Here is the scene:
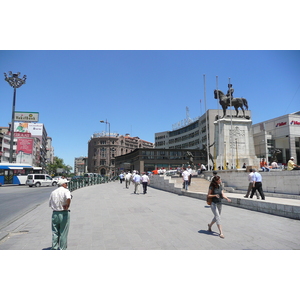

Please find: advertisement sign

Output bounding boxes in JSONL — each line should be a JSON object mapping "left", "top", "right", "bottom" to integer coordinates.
{"left": 14, "top": 111, "right": 39, "bottom": 122}
{"left": 16, "top": 138, "right": 33, "bottom": 154}
{"left": 290, "top": 120, "right": 300, "bottom": 125}
{"left": 14, "top": 132, "right": 31, "bottom": 138}
{"left": 16, "top": 138, "right": 34, "bottom": 164}
{"left": 14, "top": 122, "right": 44, "bottom": 142}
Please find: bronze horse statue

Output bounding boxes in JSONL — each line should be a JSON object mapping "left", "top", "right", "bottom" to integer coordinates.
{"left": 214, "top": 89, "right": 249, "bottom": 118}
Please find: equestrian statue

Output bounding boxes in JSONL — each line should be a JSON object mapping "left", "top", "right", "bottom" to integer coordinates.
{"left": 214, "top": 87, "right": 249, "bottom": 118}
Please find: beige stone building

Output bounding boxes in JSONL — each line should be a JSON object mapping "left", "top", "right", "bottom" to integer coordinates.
{"left": 87, "top": 132, "right": 153, "bottom": 176}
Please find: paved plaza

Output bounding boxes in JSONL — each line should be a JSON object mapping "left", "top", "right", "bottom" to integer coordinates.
{"left": 0, "top": 180, "right": 299, "bottom": 250}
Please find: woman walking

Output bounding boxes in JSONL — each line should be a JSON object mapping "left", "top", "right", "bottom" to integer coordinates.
{"left": 207, "top": 176, "right": 231, "bottom": 238}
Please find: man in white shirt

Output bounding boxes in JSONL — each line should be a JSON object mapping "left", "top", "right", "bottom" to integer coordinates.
{"left": 187, "top": 165, "right": 192, "bottom": 185}
{"left": 271, "top": 161, "right": 278, "bottom": 169}
{"left": 141, "top": 172, "right": 150, "bottom": 194}
{"left": 125, "top": 172, "right": 132, "bottom": 189}
{"left": 244, "top": 168, "right": 259, "bottom": 199}
{"left": 250, "top": 169, "right": 265, "bottom": 200}
{"left": 182, "top": 167, "right": 189, "bottom": 191}
{"left": 49, "top": 179, "right": 72, "bottom": 250}
{"left": 132, "top": 171, "right": 141, "bottom": 194}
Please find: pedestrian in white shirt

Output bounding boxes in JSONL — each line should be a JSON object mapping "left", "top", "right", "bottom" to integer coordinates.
{"left": 49, "top": 179, "right": 72, "bottom": 250}
{"left": 125, "top": 172, "right": 132, "bottom": 189}
{"left": 244, "top": 168, "right": 259, "bottom": 199}
{"left": 141, "top": 172, "right": 150, "bottom": 194}
{"left": 132, "top": 171, "right": 141, "bottom": 194}
{"left": 182, "top": 167, "right": 189, "bottom": 191}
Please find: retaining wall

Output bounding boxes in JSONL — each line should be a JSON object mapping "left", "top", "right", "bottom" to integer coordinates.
{"left": 150, "top": 174, "right": 300, "bottom": 220}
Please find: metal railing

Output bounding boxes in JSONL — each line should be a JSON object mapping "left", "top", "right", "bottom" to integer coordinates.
{"left": 68, "top": 176, "right": 118, "bottom": 192}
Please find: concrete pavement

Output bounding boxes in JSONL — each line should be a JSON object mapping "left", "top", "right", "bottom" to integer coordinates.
{"left": 0, "top": 180, "right": 300, "bottom": 250}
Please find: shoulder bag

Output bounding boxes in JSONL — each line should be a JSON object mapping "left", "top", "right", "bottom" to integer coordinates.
{"left": 206, "top": 188, "right": 212, "bottom": 205}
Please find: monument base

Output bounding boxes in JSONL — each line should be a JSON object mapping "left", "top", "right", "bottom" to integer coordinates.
{"left": 214, "top": 116, "right": 259, "bottom": 170}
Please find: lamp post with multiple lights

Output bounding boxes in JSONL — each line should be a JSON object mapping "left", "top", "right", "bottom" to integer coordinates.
{"left": 100, "top": 120, "right": 111, "bottom": 177}
{"left": 4, "top": 72, "right": 27, "bottom": 163}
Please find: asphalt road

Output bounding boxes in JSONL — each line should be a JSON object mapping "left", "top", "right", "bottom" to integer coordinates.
{"left": 0, "top": 185, "right": 56, "bottom": 230}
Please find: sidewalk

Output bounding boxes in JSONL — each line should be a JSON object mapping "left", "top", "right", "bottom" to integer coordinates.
{"left": 0, "top": 181, "right": 300, "bottom": 250}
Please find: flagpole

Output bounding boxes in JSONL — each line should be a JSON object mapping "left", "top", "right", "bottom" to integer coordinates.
{"left": 204, "top": 74, "right": 209, "bottom": 169}
{"left": 215, "top": 75, "right": 219, "bottom": 170}
{"left": 216, "top": 76, "right": 219, "bottom": 118}
{"left": 199, "top": 99, "right": 202, "bottom": 150}
{"left": 229, "top": 78, "right": 233, "bottom": 169}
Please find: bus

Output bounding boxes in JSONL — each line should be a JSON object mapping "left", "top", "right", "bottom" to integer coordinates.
{"left": 0, "top": 163, "right": 36, "bottom": 185}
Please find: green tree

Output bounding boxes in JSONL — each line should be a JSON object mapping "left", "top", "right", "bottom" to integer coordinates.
{"left": 47, "top": 156, "right": 72, "bottom": 176}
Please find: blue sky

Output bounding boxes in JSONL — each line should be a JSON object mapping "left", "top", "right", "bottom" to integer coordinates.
{"left": 0, "top": 50, "right": 299, "bottom": 169}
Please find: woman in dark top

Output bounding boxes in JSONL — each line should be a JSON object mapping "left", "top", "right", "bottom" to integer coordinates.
{"left": 207, "top": 176, "right": 231, "bottom": 238}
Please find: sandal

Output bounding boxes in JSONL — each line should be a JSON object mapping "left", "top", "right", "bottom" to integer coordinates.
{"left": 208, "top": 224, "right": 212, "bottom": 232}
{"left": 219, "top": 234, "right": 225, "bottom": 239}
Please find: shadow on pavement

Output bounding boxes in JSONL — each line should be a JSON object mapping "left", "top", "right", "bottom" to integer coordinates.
{"left": 198, "top": 229, "right": 219, "bottom": 236}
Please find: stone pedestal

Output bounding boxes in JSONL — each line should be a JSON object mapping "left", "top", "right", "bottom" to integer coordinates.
{"left": 214, "top": 117, "right": 259, "bottom": 170}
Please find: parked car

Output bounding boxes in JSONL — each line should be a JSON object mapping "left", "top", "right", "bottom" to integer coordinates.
{"left": 26, "top": 174, "right": 53, "bottom": 187}
{"left": 83, "top": 173, "right": 94, "bottom": 183}
{"left": 52, "top": 176, "right": 64, "bottom": 186}
{"left": 71, "top": 176, "right": 83, "bottom": 181}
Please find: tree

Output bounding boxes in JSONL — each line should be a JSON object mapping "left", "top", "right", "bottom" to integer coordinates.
{"left": 47, "top": 156, "right": 72, "bottom": 176}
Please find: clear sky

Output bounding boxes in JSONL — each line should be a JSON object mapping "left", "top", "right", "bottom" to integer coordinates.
{"left": 0, "top": 50, "right": 299, "bottom": 169}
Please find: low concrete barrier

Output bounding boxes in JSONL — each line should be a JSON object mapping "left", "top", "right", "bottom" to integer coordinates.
{"left": 206, "top": 169, "right": 300, "bottom": 195}
{"left": 150, "top": 174, "right": 300, "bottom": 220}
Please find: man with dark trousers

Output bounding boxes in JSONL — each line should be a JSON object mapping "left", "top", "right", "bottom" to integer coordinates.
{"left": 249, "top": 169, "right": 265, "bottom": 200}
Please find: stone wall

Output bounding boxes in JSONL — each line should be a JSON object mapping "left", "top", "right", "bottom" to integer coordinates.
{"left": 204, "top": 170, "right": 300, "bottom": 195}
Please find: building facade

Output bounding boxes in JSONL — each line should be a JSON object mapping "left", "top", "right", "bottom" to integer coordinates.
{"left": 252, "top": 111, "right": 300, "bottom": 165}
{"left": 87, "top": 132, "right": 154, "bottom": 175}
{"left": 0, "top": 123, "right": 48, "bottom": 168}
{"left": 115, "top": 148, "right": 206, "bottom": 173}
{"left": 155, "top": 109, "right": 300, "bottom": 167}
{"left": 0, "top": 127, "right": 9, "bottom": 163}
{"left": 46, "top": 136, "right": 54, "bottom": 165}
{"left": 155, "top": 109, "right": 252, "bottom": 157}
{"left": 74, "top": 156, "right": 87, "bottom": 175}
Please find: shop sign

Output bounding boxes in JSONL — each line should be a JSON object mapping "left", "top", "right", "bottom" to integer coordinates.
{"left": 290, "top": 120, "right": 300, "bottom": 125}
{"left": 275, "top": 122, "right": 287, "bottom": 127}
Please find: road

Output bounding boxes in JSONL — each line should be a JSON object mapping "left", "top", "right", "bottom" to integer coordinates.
{"left": 0, "top": 185, "right": 56, "bottom": 230}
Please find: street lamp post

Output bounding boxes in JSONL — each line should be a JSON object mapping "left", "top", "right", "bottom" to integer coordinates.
{"left": 4, "top": 72, "right": 27, "bottom": 163}
{"left": 100, "top": 120, "right": 111, "bottom": 177}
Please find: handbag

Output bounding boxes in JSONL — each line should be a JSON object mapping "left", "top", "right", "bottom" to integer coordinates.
{"left": 206, "top": 188, "right": 212, "bottom": 205}
{"left": 206, "top": 194, "right": 212, "bottom": 205}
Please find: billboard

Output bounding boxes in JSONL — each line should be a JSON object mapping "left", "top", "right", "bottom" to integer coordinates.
{"left": 14, "top": 122, "right": 44, "bottom": 142}
{"left": 14, "top": 111, "right": 39, "bottom": 122}
{"left": 16, "top": 138, "right": 34, "bottom": 164}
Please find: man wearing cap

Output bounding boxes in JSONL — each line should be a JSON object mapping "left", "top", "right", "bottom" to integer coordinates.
{"left": 287, "top": 157, "right": 300, "bottom": 171}
{"left": 49, "top": 179, "right": 72, "bottom": 250}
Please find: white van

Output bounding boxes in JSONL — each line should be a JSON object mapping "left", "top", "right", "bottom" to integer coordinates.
{"left": 26, "top": 174, "right": 53, "bottom": 187}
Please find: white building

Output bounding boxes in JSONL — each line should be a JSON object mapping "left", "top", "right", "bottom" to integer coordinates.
{"left": 155, "top": 109, "right": 251, "bottom": 151}
{"left": 155, "top": 110, "right": 300, "bottom": 167}
{"left": 252, "top": 111, "right": 300, "bottom": 165}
